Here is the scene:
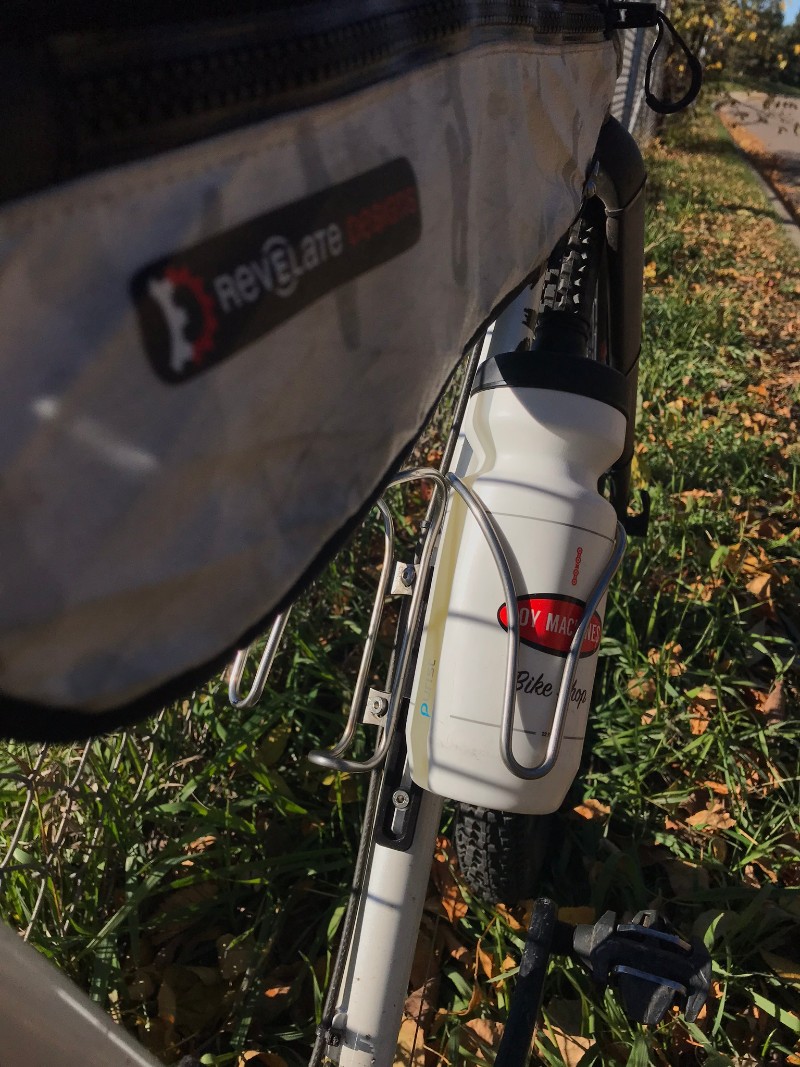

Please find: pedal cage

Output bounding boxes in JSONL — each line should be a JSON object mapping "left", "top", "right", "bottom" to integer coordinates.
{"left": 571, "top": 909, "right": 712, "bottom": 1025}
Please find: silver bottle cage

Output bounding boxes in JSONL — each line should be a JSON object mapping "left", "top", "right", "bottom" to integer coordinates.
{"left": 233, "top": 468, "right": 626, "bottom": 781}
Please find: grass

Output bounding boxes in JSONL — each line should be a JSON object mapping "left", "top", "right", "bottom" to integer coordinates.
{"left": 1, "top": 103, "right": 799, "bottom": 1066}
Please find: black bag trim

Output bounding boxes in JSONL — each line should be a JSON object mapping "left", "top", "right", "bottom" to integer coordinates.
{"left": 1, "top": 0, "right": 609, "bottom": 206}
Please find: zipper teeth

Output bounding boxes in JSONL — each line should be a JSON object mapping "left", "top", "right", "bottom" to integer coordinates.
{"left": 58, "top": 1, "right": 607, "bottom": 148}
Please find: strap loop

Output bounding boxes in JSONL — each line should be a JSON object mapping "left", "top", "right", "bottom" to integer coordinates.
{"left": 604, "top": 2, "right": 703, "bottom": 115}
{"left": 644, "top": 11, "right": 703, "bottom": 114}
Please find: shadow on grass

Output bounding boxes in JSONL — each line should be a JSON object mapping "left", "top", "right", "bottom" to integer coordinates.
{"left": 665, "top": 134, "right": 743, "bottom": 162}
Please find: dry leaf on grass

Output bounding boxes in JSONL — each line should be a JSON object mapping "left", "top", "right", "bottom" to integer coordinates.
{"left": 464, "top": 1017, "right": 505, "bottom": 1054}
{"left": 185, "top": 834, "right": 217, "bottom": 854}
{"left": 151, "top": 882, "right": 218, "bottom": 944}
{"left": 394, "top": 1017, "right": 427, "bottom": 1067}
{"left": 431, "top": 836, "right": 468, "bottom": 924}
{"left": 239, "top": 1054, "right": 288, "bottom": 1067}
{"left": 757, "top": 681, "right": 786, "bottom": 723}
{"left": 572, "top": 798, "right": 610, "bottom": 821}
{"left": 761, "top": 950, "right": 800, "bottom": 985}
{"left": 404, "top": 978, "right": 441, "bottom": 1031}
{"left": 558, "top": 906, "right": 596, "bottom": 926}
{"left": 450, "top": 982, "right": 483, "bottom": 1018}
{"left": 687, "top": 686, "right": 719, "bottom": 735}
{"left": 702, "top": 779, "right": 729, "bottom": 795}
{"left": 541, "top": 1025, "right": 593, "bottom": 1066}
{"left": 686, "top": 802, "right": 735, "bottom": 833}
{"left": 261, "top": 963, "right": 302, "bottom": 1022}
{"left": 689, "top": 704, "right": 710, "bottom": 735}
{"left": 475, "top": 939, "right": 495, "bottom": 981}
{"left": 495, "top": 902, "right": 525, "bottom": 932}
{"left": 627, "top": 669, "right": 656, "bottom": 703}
{"left": 665, "top": 858, "right": 711, "bottom": 896}
{"left": 157, "top": 964, "right": 225, "bottom": 1032}
{"left": 438, "top": 923, "right": 474, "bottom": 971}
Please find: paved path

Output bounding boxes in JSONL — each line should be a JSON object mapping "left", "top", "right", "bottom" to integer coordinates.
{"left": 719, "top": 92, "right": 800, "bottom": 224}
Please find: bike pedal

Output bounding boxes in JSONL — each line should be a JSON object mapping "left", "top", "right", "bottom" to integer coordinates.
{"left": 571, "top": 908, "right": 712, "bottom": 1025}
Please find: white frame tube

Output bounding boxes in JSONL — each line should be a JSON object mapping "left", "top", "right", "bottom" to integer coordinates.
{"left": 0, "top": 921, "right": 161, "bottom": 1067}
{"left": 332, "top": 791, "right": 443, "bottom": 1067}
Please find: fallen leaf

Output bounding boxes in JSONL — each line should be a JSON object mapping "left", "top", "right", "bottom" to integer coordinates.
{"left": 186, "top": 835, "right": 217, "bottom": 854}
{"left": 545, "top": 1026, "right": 593, "bottom": 1066}
{"left": 431, "top": 836, "right": 468, "bottom": 924}
{"left": 572, "top": 798, "right": 610, "bottom": 821}
{"left": 151, "top": 882, "right": 218, "bottom": 944}
{"left": 464, "top": 1016, "right": 505, "bottom": 1050}
{"left": 752, "top": 859, "right": 779, "bottom": 884}
{"left": 665, "top": 858, "right": 711, "bottom": 896}
{"left": 627, "top": 669, "right": 656, "bottom": 703}
{"left": 746, "top": 571, "right": 773, "bottom": 600}
{"left": 758, "top": 681, "right": 786, "bottom": 723}
{"left": 127, "top": 968, "right": 157, "bottom": 1002}
{"left": 404, "top": 978, "right": 440, "bottom": 1031}
{"left": 451, "top": 982, "right": 483, "bottom": 1017}
{"left": 438, "top": 924, "right": 474, "bottom": 971}
{"left": 475, "top": 940, "right": 495, "bottom": 981}
{"left": 686, "top": 802, "right": 735, "bottom": 833}
{"left": 702, "top": 780, "right": 729, "bottom": 795}
{"left": 710, "top": 837, "right": 729, "bottom": 864}
{"left": 157, "top": 964, "right": 225, "bottom": 1034}
{"left": 394, "top": 1017, "right": 426, "bottom": 1066}
{"left": 261, "top": 963, "right": 302, "bottom": 1022}
{"left": 687, "top": 686, "right": 718, "bottom": 735}
{"left": 690, "top": 685, "right": 718, "bottom": 708}
{"left": 239, "top": 1054, "right": 288, "bottom": 1067}
{"left": 689, "top": 704, "right": 709, "bottom": 735}
{"left": 495, "top": 902, "right": 524, "bottom": 932}
{"left": 558, "top": 906, "right": 596, "bottom": 926}
{"left": 743, "top": 864, "right": 760, "bottom": 888}
{"left": 761, "top": 950, "right": 800, "bottom": 985}
{"left": 256, "top": 722, "right": 293, "bottom": 768}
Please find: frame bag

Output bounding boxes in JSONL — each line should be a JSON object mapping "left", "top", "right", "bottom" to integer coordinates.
{"left": 0, "top": 1, "right": 619, "bottom": 738}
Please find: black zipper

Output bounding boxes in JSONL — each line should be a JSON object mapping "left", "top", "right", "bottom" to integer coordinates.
{"left": 2, "top": 1, "right": 610, "bottom": 206}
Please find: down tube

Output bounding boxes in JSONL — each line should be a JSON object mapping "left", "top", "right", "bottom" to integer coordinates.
{"left": 332, "top": 790, "right": 443, "bottom": 1066}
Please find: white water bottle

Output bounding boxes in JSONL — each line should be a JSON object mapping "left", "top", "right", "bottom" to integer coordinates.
{"left": 406, "top": 351, "right": 627, "bottom": 814}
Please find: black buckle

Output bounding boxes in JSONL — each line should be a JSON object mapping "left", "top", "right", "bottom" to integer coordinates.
{"left": 605, "top": 1, "right": 660, "bottom": 29}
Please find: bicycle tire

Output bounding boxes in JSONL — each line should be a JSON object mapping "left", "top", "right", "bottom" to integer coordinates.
{"left": 454, "top": 803, "right": 554, "bottom": 905}
{"left": 454, "top": 201, "right": 607, "bottom": 908}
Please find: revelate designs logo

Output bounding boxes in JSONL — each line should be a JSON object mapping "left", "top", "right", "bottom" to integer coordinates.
{"left": 497, "top": 594, "right": 602, "bottom": 659}
{"left": 146, "top": 266, "right": 219, "bottom": 375}
{"left": 132, "top": 159, "right": 421, "bottom": 383}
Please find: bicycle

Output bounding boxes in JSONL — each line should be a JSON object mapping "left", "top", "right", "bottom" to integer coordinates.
{"left": 0, "top": 2, "right": 702, "bottom": 1063}
{"left": 226, "top": 111, "right": 709, "bottom": 1066}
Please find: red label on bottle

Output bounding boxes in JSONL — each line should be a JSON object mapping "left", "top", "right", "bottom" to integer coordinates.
{"left": 497, "top": 594, "right": 602, "bottom": 658}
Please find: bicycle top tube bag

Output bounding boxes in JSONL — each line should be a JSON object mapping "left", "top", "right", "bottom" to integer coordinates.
{"left": 0, "top": 1, "right": 621, "bottom": 740}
